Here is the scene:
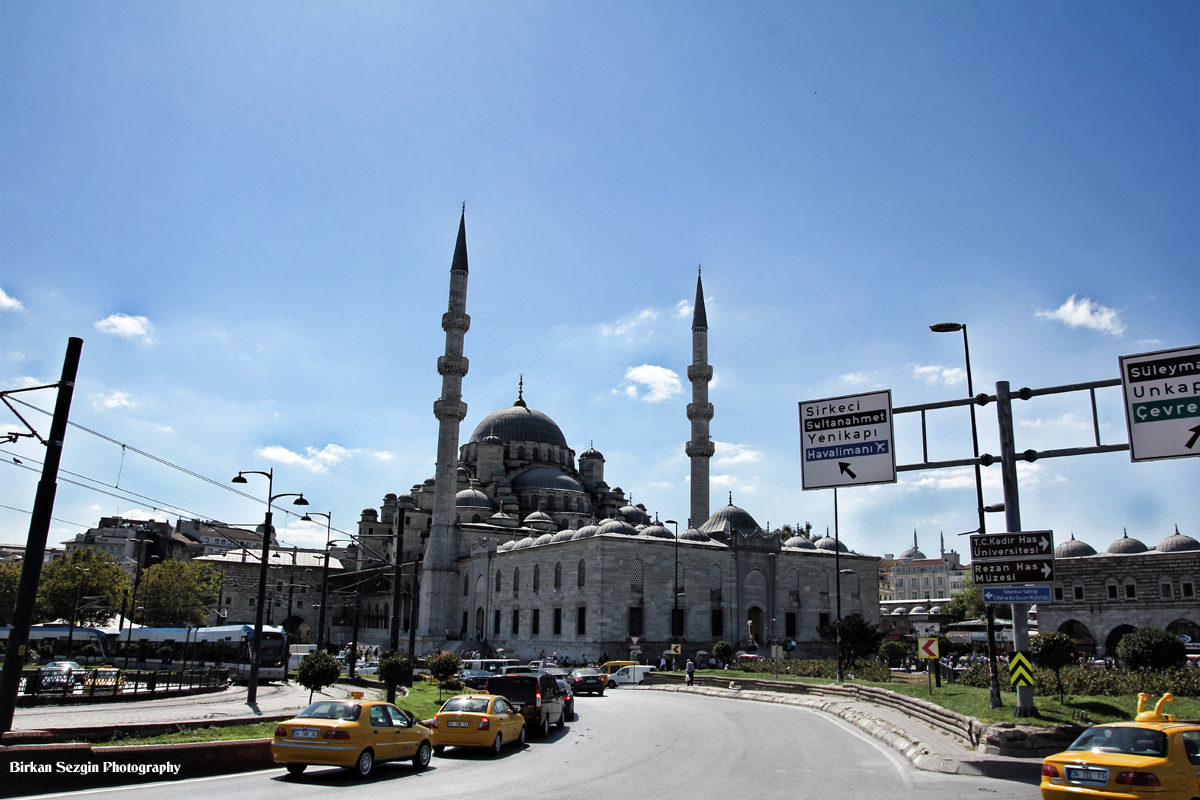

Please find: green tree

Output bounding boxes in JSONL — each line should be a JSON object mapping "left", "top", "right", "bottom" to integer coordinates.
{"left": 137, "top": 560, "right": 221, "bottom": 626}
{"left": 878, "top": 640, "right": 908, "bottom": 668}
{"left": 35, "top": 549, "right": 129, "bottom": 626}
{"left": 1117, "top": 627, "right": 1187, "bottom": 671}
{"left": 1030, "top": 631, "right": 1078, "bottom": 702}
{"left": 819, "top": 615, "right": 884, "bottom": 673}
{"left": 379, "top": 651, "right": 416, "bottom": 703}
{"left": 771, "top": 522, "right": 815, "bottom": 542}
{"left": 297, "top": 651, "right": 342, "bottom": 703}
{"left": 711, "top": 640, "right": 733, "bottom": 666}
{"left": 0, "top": 561, "right": 21, "bottom": 627}
{"left": 942, "top": 576, "right": 1011, "bottom": 621}
{"left": 426, "top": 652, "right": 462, "bottom": 700}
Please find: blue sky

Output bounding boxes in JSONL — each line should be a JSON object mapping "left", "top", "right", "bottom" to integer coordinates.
{"left": 1, "top": 1, "right": 1196, "bottom": 560}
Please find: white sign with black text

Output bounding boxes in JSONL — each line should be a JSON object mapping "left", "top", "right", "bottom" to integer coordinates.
{"left": 799, "top": 390, "right": 897, "bottom": 490}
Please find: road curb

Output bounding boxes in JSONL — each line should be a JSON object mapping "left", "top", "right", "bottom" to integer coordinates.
{"left": 639, "top": 685, "right": 1042, "bottom": 783}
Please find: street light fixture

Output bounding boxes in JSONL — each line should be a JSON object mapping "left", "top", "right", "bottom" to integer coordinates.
{"left": 231, "top": 468, "right": 308, "bottom": 705}
{"left": 299, "top": 511, "right": 334, "bottom": 654}
{"left": 930, "top": 321, "right": 1002, "bottom": 710}
{"left": 65, "top": 566, "right": 89, "bottom": 661}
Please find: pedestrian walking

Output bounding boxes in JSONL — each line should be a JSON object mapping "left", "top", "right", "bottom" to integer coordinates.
{"left": 686, "top": 658, "right": 695, "bottom": 686}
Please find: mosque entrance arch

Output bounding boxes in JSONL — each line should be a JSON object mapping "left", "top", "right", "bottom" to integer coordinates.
{"left": 1105, "top": 624, "right": 1137, "bottom": 658}
{"left": 746, "top": 606, "right": 764, "bottom": 647}
{"left": 283, "top": 615, "right": 309, "bottom": 644}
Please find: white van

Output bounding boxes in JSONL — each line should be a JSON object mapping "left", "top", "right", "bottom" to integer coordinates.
{"left": 607, "top": 664, "right": 656, "bottom": 688}
{"left": 288, "top": 644, "right": 317, "bottom": 671}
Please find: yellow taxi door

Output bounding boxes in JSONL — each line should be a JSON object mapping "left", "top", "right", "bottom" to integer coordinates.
{"left": 388, "top": 705, "right": 421, "bottom": 757}
{"left": 368, "top": 704, "right": 397, "bottom": 760}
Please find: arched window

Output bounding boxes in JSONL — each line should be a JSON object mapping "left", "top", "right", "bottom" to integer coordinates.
{"left": 518, "top": 446, "right": 525, "bottom": 460}
{"left": 673, "top": 563, "right": 685, "bottom": 592}
{"left": 818, "top": 570, "right": 829, "bottom": 595}
{"left": 554, "top": 562, "right": 562, "bottom": 589}
{"left": 578, "top": 560, "right": 586, "bottom": 587}
{"left": 472, "top": 514, "right": 481, "bottom": 523}
{"left": 495, "top": 569, "right": 502, "bottom": 593}
{"left": 463, "top": 575, "right": 470, "bottom": 596}
{"left": 849, "top": 573, "right": 860, "bottom": 597}
{"left": 513, "top": 567, "right": 521, "bottom": 597}
{"left": 533, "top": 564, "right": 541, "bottom": 594}
{"left": 631, "top": 559, "right": 644, "bottom": 591}
{"left": 788, "top": 567, "right": 799, "bottom": 605}
{"left": 709, "top": 564, "right": 722, "bottom": 602}
{"left": 546, "top": 495, "right": 556, "bottom": 512}
{"left": 533, "top": 447, "right": 540, "bottom": 462}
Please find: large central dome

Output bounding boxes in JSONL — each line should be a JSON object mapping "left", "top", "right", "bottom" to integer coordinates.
{"left": 469, "top": 405, "right": 569, "bottom": 448}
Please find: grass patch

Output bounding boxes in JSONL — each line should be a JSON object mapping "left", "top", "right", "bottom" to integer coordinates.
{"left": 695, "top": 669, "right": 1200, "bottom": 727}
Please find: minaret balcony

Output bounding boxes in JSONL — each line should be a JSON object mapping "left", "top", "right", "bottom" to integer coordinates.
{"left": 437, "top": 355, "right": 470, "bottom": 377}
{"left": 442, "top": 312, "right": 471, "bottom": 333}
{"left": 686, "top": 402, "right": 714, "bottom": 421}
{"left": 433, "top": 397, "right": 468, "bottom": 422}
{"left": 687, "top": 365, "right": 713, "bottom": 382}
{"left": 685, "top": 440, "right": 715, "bottom": 458}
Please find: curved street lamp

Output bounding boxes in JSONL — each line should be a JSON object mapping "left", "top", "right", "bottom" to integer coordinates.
{"left": 232, "top": 468, "right": 308, "bottom": 705}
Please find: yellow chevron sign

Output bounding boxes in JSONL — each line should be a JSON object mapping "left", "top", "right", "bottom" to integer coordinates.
{"left": 1009, "top": 652, "right": 1034, "bottom": 686}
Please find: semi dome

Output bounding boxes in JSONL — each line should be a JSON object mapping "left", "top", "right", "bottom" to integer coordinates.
{"left": 469, "top": 405, "right": 568, "bottom": 448}
{"left": 698, "top": 500, "right": 765, "bottom": 537}
{"left": 1055, "top": 534, "right": 1097, "bottom": 558}
{"left": 784, "top": 535, "right": 816, "bottom": 550}
{"left": 1108, "top": 530, "right": 1149, "bottom": 554}
{"left": 599, "top": 518, "right": 638, "bottom": 536}
{"left": 511, "top": 467, "right": 584, "bottom": 493}
{"left": 678, "top": 527, "right": 710, "bottom": 542}
{"left": 1157, "top": 527, "right": 1200, "bottom": 553}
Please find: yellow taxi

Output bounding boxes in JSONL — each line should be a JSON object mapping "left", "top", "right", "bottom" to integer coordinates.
{"left": 597, "top": 660, "right": 638, "bottom": 677}
{"left": 430, "top": 693, "right": 526, "bottom": 755}
{"left": 1041, "top": 693, "right": 1200, "bottom": 799}
{"left": 272, "top": 699, "right": 432, "bottom": 778}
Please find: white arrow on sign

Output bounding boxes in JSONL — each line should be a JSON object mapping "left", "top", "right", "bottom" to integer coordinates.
{"left": 1041, "top": 563, "right": 1052, "bottom": 579}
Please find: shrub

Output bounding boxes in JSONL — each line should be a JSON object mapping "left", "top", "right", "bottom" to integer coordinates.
{"left": 1117, "top": 627, "right": 1187, "bottom": 671}
{"left": 879, "top": 641, "right": 908, "bottom": 668}
{"left": 426, "top": 652, "right": 462, "bottom": 700}
{"left": 1031, "top": 632, "right": 1078, "bottom": 702}
{"left": 711, "top": 640, "right": 734, "bottom": 666}
{"left": 297, "top": 651, "right": 342, "bottom": 703}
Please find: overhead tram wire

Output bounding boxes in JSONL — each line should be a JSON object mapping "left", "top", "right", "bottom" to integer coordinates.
{"left": 0, "top": 504, "right": 90, "bottom": 531}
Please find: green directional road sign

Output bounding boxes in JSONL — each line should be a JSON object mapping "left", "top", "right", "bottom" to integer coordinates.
{"left": 1009, "top": 652, "right": 1034, "bottom": 687}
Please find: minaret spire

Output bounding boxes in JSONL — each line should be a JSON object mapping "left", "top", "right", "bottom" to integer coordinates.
{"left": 419, "top": 207, "right": 473, "bottom": 644}
{"left": 685, "top": 268, "right": 715, "bottom": 527}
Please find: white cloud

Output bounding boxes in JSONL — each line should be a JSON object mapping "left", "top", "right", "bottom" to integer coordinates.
{"left": 371, "top": 451, "right": 395, "bottom": 461}
{"left": 0, "top": 288, "right": 23, "bottom": 312}
{"left": 600, "top": 308, "right": 658, "bottom": 338}
{"left": 647, "top": 481, "right": 674, "bottom": 489}
{"left": 91, "top": 391, "right": 135, "bottom": 409}
{"left": 900, "top": 463, "right": 1057, "bottom": 492}
{"left": 676, "top": 299, "right": 692, "bottom": 318}
{"left": 711, "top": 474, "right": 737, "bottom": 487}
{"left": 913, "top": 365, "right": 966, "bottom": 386}
{"left": 621, "top": 364, "right": 683, "bottom": 402}
{"left": 713, "top": 441, "right": 763, "bottom": 466}
{"left": 842, "top": 372, "right": 871, "bottom": 385}
{"left": 1036, "top": 294, "right": 1126, "bottom": 335}
{"left": 95, "top": 313, "right": 154, "bottom": 342}
{"left": 1136, "top": 339, "right": 1164, "bottom": 346}
{"left": 257, "top": 444, "right": 352, "bottom": 474}
{"left": 153, "top": 424, "right": 173, "bottom": 434}
{"left": 1019, "top": 413, "right": 1090, "bottom": 431}
{"left": 14, "top": 376, "right": 43, "bottom": 389}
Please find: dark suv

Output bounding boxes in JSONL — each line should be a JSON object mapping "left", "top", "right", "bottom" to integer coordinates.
{"left": 484, "top": 673, "right": 566, "bottom": 737}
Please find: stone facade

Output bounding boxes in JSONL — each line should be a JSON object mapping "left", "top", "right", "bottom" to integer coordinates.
{"left": 1037, "top": 528, "right": 1200, "bottom": 656}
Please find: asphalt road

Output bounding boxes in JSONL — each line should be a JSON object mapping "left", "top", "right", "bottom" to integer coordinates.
{"left": 38, "top": 689, "right": 1042, "bottom": 800}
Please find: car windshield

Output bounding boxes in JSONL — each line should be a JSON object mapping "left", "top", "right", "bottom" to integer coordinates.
{"left": 486, "top": 676, "right": 537, "bottom": 702}
{"left": 1067, "top": 726, "right": 1168, "bottom": 758}
{"left": 441, "top": 697, "right": 491, "bottom": 713}
{"left": 297, "top": 702, "right": 362, "bottom": 721}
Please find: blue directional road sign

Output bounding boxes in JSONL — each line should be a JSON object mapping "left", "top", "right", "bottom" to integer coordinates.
{"left": 982, "top": 585, "right": 1053, "bottom": 605}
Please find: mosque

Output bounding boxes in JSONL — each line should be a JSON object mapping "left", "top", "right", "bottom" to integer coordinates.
{"left": 343, "top": 210, "right": 880, "bottom": 661}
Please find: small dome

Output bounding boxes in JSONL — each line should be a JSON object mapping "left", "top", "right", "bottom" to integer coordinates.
{"left": 909, "top": 606, "right": 928, "bottom": 615}
{"left": 456, "top": 466, "right": 469, "bottom": 479}
{"left": 533, "top": 533, "right": 554, "bottom": 546}
{"left": 698, "top": 500, "right": 765, "bottom": 540}
{"left": 814, "top": 536, "right": 849, "bottom": 553}
{"left": 1108, "top": 530, "right": 1149, "bottom": 554}
{"left": 423, "top": 477, "right": 436, "bottom": 485}
{"left": 551, "top": 529, "right": 575, "bottom": 543}
{"left": 928, "top": 606, "right": 943, "bottom": 615}
{"left": 678, "top": 527, "right": 710, "bottom": 542}
{"left": 898, "top": 547, "right": 925, "bottom": 560}
{"left": 1158, "top": 527, "right": 1200, "bottom": 553}
{"left": 456, "top": 486, "right": 492, "bottom": 509}
{"left": 523, "top": 510, "right": 555, "bottom": 532}
{"left": 488, "top": 512, "right": 518, "bottom": 528}
{"left": 361, "top": 508, "right": 378, "bottom": 518}
{"left": 579, "top": 443, "right": 604, "bottom": 460}
{"left": 1055, "top": 534, "right": 1098, "bottom": 558}
{"left": 619, "top": 505, "right": 651, "bottom": 526}
{"left": 893, "top": 607, "right": 908, "bottom": 615}
{"left": 574, "top": 522, "right": 600, "bottom": 540}
{"left": 384, "top": 492, "right": 397, "bottom": 501}
{"left": 513, "top": 536, "right": 536, "bottom": 550}
{"left": 599, "top": 518, "right": 638, "bottom": 536}
{"left": 498, "top": 539, "right": 517, "bottom": 552}
{"left": 642, "top": 522, "right": 673, "bottom": 539}
{"left": 784, "top": 536, "right": 816, "bottom": 550}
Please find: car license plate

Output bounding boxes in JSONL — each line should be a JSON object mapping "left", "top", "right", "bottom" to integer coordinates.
{"left": 511, "top": 702, "right": 523, "bottom": 710}
{"left": 1067, "top": 768, "right": 1107, "bottom": 783}
{"left": 292, "top": 728, "right": 318, "bottom": 739}
{"left": 447, "top": 721, "right": 469, "bottom": 728}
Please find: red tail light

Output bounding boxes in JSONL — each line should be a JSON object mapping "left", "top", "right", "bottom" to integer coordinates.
{"left": 1041, "top": 764, "right": 1059, "bottom": 778}
{"left": 429, "top": 717, "right": 438, "bottom": 729}
{"left": 275, "top": 727, "right": 287, "bottom": 738}
{"left": 478, "top": 716, "right": 490, "bottom": 731}
{"left": 1116, "top": 772, "right": 1161, "bottom": 786}
{"left": 536, "top": 688, "right": 542, "bottom": 709}
{"left": 322, "top": 730, "right": 351, "bottom": 740}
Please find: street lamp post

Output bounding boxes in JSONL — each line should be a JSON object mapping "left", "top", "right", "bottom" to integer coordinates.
{"left": 65, "top": 566, "right": 89, "bottom": 662}
{"left": 930, "top": 321, "right": 1003, "bottom": 709}
{"left": 834, "top": 489, "right": 843, "bottom": 682}
{"left": 124, "top": 538, "right": 152, "bottom": 667}
{"left": 231, "top": 469, "right": 308, "bottom": 705}
{"left": 300, "top": 511, "right": 333, "bottom": 654}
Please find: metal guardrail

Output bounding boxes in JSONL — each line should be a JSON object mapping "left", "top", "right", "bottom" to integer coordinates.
{"left": 17, "top": 667, "right": 229, "bottom": 700}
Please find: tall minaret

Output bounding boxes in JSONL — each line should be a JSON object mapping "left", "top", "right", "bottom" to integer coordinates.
{"left": 419, "top": 207, "right": 470, "bottom": 643}
{"left": 685, "top": 268, "right": 714, "bottom": 527}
